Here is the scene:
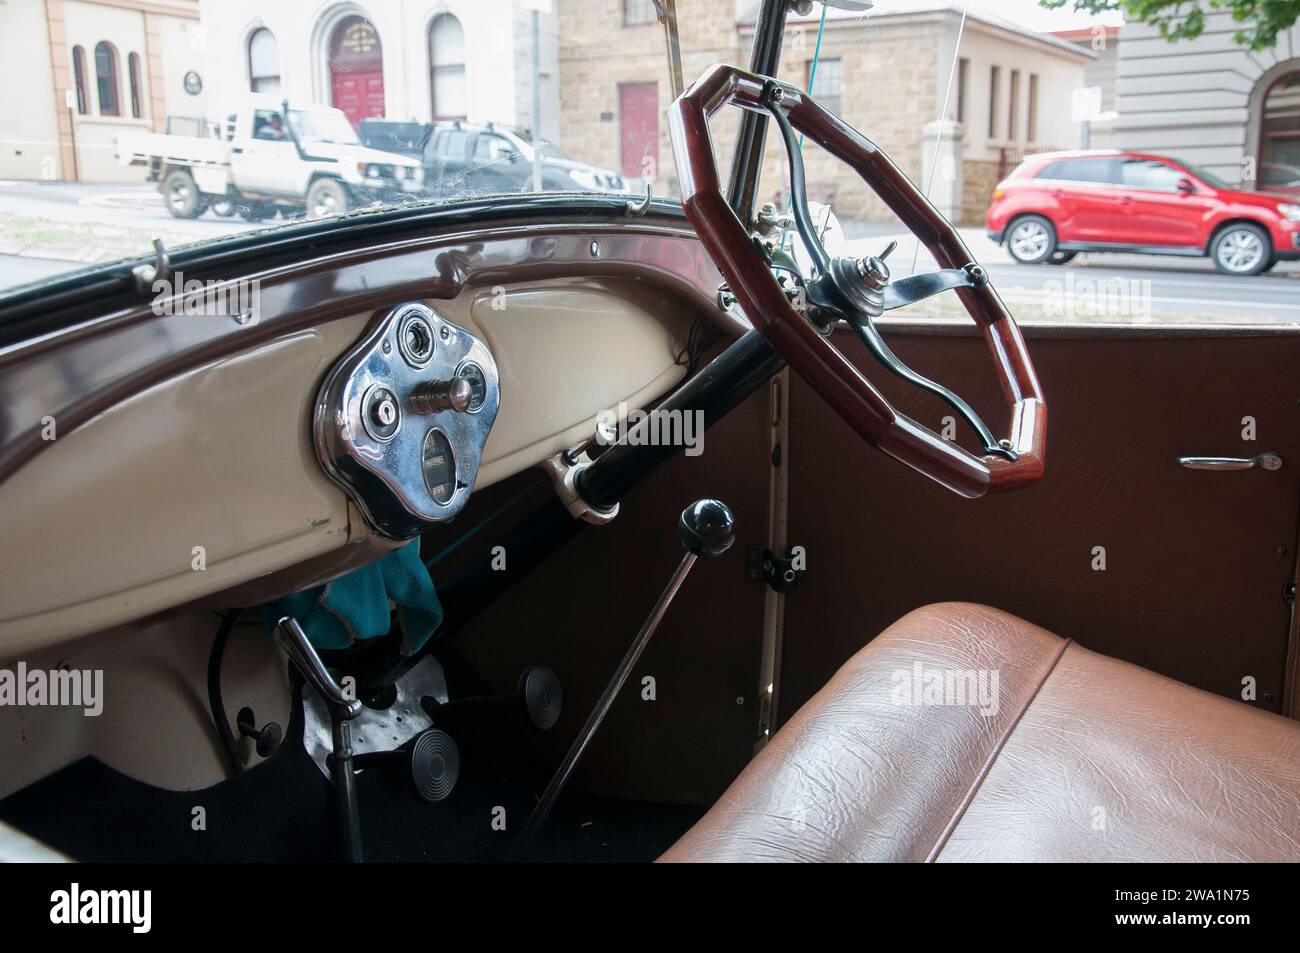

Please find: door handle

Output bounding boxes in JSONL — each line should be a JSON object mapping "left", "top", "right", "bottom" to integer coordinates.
{"left": 1178, "top": 452, "right": 1282, "bottom": 471}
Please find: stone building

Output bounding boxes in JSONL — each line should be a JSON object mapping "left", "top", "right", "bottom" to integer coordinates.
{"left": 556, "top": 0, "right": 1091, "bottom": 224}
{"left": 0, "top": 0, "right": 204, "bottom": 182}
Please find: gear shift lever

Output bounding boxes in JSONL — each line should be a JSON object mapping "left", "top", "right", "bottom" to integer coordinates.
{"left": 512, "top": 499, "right": 735, "bottom": 857}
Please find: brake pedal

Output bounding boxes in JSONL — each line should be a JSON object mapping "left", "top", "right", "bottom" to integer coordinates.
{"left": 518, "top": 666, "right": 563, "bottom": 731}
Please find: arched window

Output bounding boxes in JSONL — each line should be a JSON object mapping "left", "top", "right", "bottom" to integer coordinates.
{"left": 94, "top": 42, "right": 119, "bottom": 117}
{"left": 127, "top": 52, "right": 143, "bottom": 119}
{"left": 1259, "top": 71, "right": 1300, "bottom": 192}
{"left": 71, "top": 46, "right": 88, "bottom": 114}
{"left": 428, "top": 13, "right": 466, "bottom": 121}
{"left": 248, "top": 27, "right": 281, "bottom": 94}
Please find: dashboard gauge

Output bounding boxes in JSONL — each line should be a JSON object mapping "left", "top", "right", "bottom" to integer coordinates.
{"left": 421, "top": 429, "right": 457, "bottom": 505}
{"left": 455, "top": 361, "right": 488, "bottom": 413}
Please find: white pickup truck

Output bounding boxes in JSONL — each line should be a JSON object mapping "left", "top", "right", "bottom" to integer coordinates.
{"left": 117, "top": 96, "right": 426, "bottom": 221}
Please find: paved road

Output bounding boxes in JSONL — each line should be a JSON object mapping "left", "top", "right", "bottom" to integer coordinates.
{"left": 844, "top": 225, "right": 1300, "bottom": 322}
{"left": 0, "top": 180, "right": 249, "bottom": 238}
{"left": 2, "top": 182, "right": 1298, "bottom": 322}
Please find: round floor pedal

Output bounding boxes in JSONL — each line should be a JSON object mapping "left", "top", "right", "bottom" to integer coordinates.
{"left": 519, "top": 666, "right": 563, "bottom": 731}
{"left": 410, "top": 729, "right": 459, "bottom": 802}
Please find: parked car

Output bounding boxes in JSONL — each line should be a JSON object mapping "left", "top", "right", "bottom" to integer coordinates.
{"left": 987, "top": 149, "right": 1300, "bottom": 275}
{"left": 118, "top": 97, "right": 425, "bottom": 221}
{"left": 361, "top": 119, "right": 631, "bottom": 198}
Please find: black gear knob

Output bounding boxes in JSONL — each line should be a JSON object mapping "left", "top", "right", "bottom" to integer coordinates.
{"left": 678, "top": 499, "right": 735, "bottom": 558}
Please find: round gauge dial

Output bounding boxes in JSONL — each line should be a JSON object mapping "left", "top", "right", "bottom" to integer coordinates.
{"left": 421, "top": 429, "right": 457, "bottom": 505}
{"left": 456, "top": 361, "right": 488, "bottom": 413}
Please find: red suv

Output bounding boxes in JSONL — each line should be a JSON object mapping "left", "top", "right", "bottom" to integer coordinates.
{"left": 987, "top": 150, "right": 1300, "bottom": 275}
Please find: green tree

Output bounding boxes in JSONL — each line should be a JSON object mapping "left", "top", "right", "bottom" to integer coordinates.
{"left": 1040, "top": 0, "right": 1300, "bottom": 50}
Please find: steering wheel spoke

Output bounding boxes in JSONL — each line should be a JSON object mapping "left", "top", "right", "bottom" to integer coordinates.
{"left": 668, "top": 64, "right": 1046, "bottom": 498}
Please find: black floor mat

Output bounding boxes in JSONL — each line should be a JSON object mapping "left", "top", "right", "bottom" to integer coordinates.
{"left": 0, "top": 680, "right": 703, "bottom": 863}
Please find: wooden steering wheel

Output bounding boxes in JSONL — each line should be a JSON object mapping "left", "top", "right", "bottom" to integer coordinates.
{"left": 668, "top": 64, "right": 1046, "bottom": 499}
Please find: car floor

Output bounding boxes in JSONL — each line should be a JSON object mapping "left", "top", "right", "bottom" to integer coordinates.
{"left": 0, "top": 676, "right": 703, "bottom": 863}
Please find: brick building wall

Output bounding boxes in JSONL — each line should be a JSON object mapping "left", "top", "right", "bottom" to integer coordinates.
{"left": 556, "top": 0, "right": 940, "bottom": 219}
{"left": 557, "top": 2, "right": 1084, "bottom": 225}
{"left": 961, "top": 157, "right": 1001, "bottom": 226}
{"left": 748, "top": 17, "right": 941, "bottom": 222}
{"left": 556, "top": 0, "right": 743, "bottom": 195}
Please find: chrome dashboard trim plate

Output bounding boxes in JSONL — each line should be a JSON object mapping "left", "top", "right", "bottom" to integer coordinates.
{"left": 314, "top": 301, "right": 500, "bottom": 539}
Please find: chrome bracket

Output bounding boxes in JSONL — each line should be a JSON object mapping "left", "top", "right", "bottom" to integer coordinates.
{"left": 131, "top": 238, "right": 171, "bottom": 292}
{"left": 625, "top": 182, "right": 653, "bottom": 217}
{"left": 541, "top": 448, "right": 619, "bottom": 525}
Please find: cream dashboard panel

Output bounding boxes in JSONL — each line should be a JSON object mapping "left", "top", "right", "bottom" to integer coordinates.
{"left": 0, "top": 277, "right": 690, "bottom": 655}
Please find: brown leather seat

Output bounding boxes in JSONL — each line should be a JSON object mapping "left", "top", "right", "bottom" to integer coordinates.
{"left": 661, "top": 603, "right": 1300, "bottom": 862}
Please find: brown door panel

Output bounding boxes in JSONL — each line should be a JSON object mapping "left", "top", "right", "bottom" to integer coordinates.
{"left": 782, "top": 327, "right": 1300, "bottom": 719}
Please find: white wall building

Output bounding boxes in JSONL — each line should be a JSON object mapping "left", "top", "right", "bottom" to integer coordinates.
{"left": 197, "top": 0, "right": 559, "bottom": 141}
{"left": 0, "top": 0, "right": 205, "bottom": 183}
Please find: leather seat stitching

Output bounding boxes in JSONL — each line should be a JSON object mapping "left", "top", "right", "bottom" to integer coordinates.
{"left": 923, "top": 636, "right": 1074, "bottom": 862}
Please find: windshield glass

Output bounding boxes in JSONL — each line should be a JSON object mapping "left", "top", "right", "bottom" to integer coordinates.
{"left": 288, "top": 109, "right": 359, "bottom": 145}
{"left": 1, "top": 0, "right": 1298, "bottom": 325}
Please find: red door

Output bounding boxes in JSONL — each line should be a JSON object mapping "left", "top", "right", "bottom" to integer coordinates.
{"left": 1113, "top": 157, "right": 1212, "bottom": 247}
{"left": 330, "top": 73, "right": 384, "bottom": 129}
{"left": 619, "top": 83, "right": 658, "bottom": 181}
{"left": 329, "top": 16, "right": 385, "bottom": 130}
{"left": 1036, "top": 155, "right": 1123, "bottom": 242}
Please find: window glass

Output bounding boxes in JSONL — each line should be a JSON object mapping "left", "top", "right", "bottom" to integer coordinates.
{"left": 248, "top": 28, "right": 280, "bottom": 94}
{"left": 1260, "top": 72, "right": 1300, "bottom": 182}
{"left": 1036, "top": 157, "right": 1119, "bottom": 184}
{"left": 429, "top": 14, "right": 466, "bottom": 120}
{"left": 128, "top": 52, "right": 143, "bottom": 119}
{"left": 1120, "top": 158, "right": 1185, "bottom": 192}
{"left": 623, "top": 0, "right": 656, "bottom": 26}
{"left": 71, "top": 46, "right": 88, "bottom": 114}
{"left": 94, "top": 42, "right": 119, "bottom": 117}
{"left": 8, "top": 0, "right": 1294, "bottom": 332}
{"left": 251, "top": 110, "right": 287, "bottom": 141}
{"left": 473, "top": 134, "right": 515, "bottom": 162}
{"left": 809, "top": 58, "right": 843, "bottom": 116}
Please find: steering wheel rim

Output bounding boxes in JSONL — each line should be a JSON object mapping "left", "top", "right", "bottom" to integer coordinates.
{"left": 668, "top": 64, "right": 1046, "bottom": 499}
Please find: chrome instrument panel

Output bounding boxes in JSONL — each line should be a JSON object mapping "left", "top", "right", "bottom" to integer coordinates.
{"left": 314, "top": 302, "right": 500, "bottom": 539}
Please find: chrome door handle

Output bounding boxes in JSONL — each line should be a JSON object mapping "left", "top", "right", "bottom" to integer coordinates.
{"left": 1178, "top": 452, "right": 1282, "bottom": 471}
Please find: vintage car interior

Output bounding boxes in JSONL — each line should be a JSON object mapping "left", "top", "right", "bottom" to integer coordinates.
{"left": 0, "top": 0, "right": 1298, "bottom": 868}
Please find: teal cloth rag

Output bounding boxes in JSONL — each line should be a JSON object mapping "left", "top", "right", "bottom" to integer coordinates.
{"left": 263, "top": 540, "right": 443, "bottom": 654}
